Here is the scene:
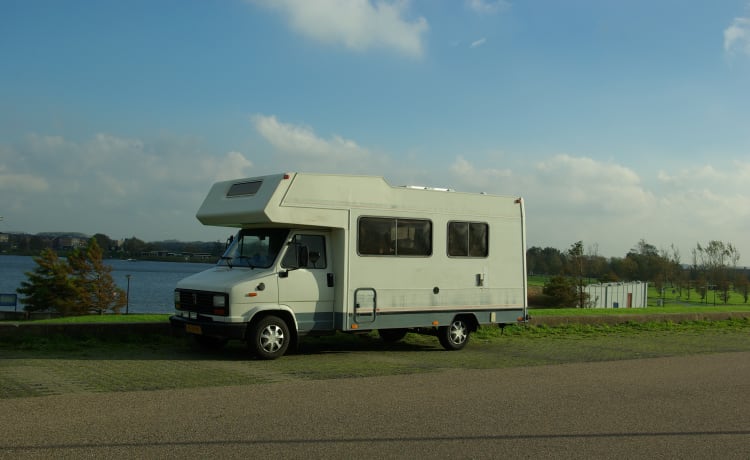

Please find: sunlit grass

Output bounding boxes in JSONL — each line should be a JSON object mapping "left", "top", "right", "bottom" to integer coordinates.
{"left": 529, "top": 305, "right": 750, "bottom": 316}
{"left": 24, "top": 314, "right": 170, "bottom": 324}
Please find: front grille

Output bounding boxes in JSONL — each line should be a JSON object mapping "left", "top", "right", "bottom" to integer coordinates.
{"left": 176, "top": 289, "right": 228, "bottom": 316}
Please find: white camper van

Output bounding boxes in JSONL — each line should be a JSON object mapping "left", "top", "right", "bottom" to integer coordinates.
{"left": 170, "top": 172, "right": 528, "bottom": 359}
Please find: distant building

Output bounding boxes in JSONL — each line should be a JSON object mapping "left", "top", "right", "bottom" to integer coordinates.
{"left": 584, "top": 282, "right": 648, "bottom": 309}
{"left": 53, "top": 236, "right": 87, "bottom": 250}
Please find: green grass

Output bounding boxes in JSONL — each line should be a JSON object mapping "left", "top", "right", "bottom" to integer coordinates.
{"left": 2, "top": 319, "right": 749, "bottom": 399}
{"left": 11, "top": 304, "right": 750, "bottom": 325}
{"left": 529, "top": 305, "right": 750, "bottom": 316}
{"left": 16, "top": 314, "right": 171, "bottom": 324}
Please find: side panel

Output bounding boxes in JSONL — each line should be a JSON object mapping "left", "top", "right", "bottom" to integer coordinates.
{"left": 344, "top": 205, "right": 526, "bottom": 331}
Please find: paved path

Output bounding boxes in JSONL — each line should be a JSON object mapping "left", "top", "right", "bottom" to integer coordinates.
{"left": 1, "top": 352, "right": 749, "bottom": 459}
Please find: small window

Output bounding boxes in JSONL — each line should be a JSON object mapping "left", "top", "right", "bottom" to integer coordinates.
{"left": 227, "top": 180, "right": 262, "bottom": 197}
{"left": 281, "top": 234, "right": 327, "bottom": 269}
{"left": 448, "top": 222, "right": 488, "bottom": 257}
{"left": 358, "top": 217, "right": 432, "bottom": 256}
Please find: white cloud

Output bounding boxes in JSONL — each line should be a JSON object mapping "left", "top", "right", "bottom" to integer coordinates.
{"left": 449, "top": 155, "right": 511, "bottom": 190}
{"left": 466, "top": 0, "right": 510, "bottom": 14}
{"left": 0, "top": 169, "right": 49, "bottom": 193}
{"left": 211, "top": 151, "right": 255, "bottom": 181}
{"left": 0, "top": 133, "right": 237, "bottom": 241}
{"left": 251, "top": 0, "right": 429, "bottom": 57}
{"left": 252, "top": 114, "right": 369, "bottom": 160}
{"left": 470, "top": 37, "right": 487, "bottom": 48}
{"left": 517, "top": 155, "right": 750, "bottom": 262}
{"left": 534, "top": 154, "right": 652, "bottom": 214}
{"left": 657, "top": 162, "right": 750, "bottom": 226}
{"left": 724, "top": 16, "right": 750, "bottom": 56}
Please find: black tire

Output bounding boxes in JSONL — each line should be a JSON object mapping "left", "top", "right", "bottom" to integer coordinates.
{"left": 379, "top": 328, "right": 408, "bottom": 343}
{"left": 437, "top": 318, "right": 471, "bottom": 351}
{"left": 249, "top": 315, "right": 290, "bottom": 360}
{"left": 192, "top": 334, "right": 228, "bottom": 351}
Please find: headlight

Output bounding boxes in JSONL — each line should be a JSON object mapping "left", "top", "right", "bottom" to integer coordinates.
{"left": 174, "top": 291, "right": 181, "bottom": 308}
{"left": 213, "top": 295, "right": 226, "bottom": 307}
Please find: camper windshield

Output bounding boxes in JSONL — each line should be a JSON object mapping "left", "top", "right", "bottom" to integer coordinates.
{"left": 218, "top": 228, "right": 289, "bottom": 269}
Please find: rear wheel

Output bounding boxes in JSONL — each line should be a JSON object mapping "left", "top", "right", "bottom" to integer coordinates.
{"left": 437, "top": 318, "right": 470, "bottom": 351}
{"left": 249, "top": 315, "right": 290, "bottom": 360}
{"left": 379, "top": 328, "right": 408, "bottom": 343}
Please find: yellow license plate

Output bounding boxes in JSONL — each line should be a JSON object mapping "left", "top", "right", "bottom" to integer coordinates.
{"left": 186, "top": 324, "right": 202, "bottom": 335}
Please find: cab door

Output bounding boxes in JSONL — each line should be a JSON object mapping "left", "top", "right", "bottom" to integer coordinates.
{"left": 278, "top": 232, "right": 335, "bottom": 332}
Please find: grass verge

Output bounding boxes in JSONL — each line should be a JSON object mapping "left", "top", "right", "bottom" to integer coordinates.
{"left": 1, "top": 318, "right": 749, "bottom": 399}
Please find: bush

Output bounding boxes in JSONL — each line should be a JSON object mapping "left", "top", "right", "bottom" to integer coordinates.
{"left": 542, "top": 276, "right": 584, "bottom": 308}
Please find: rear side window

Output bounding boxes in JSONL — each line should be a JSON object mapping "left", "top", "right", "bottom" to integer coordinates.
{"left": 358, "top": 217, "right": 432, "bottom": 256}
{"left": 448, "top": 222, "right": 488, "bottom": 257}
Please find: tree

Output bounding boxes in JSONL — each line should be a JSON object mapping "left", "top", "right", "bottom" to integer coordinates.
{"left": 18, "top": 240, "right": 126, "bottom": 316}
{"left": 69, "top": 238, "right": 127, "bottom": 314}
{"left": 542, "top": 276, "right": 585, "bottom": 308}
{"left": 17, "top": 248, "right": 80, "bottom": 315}
{"left": 567, "top": 241, "right": 586, "bottom": 308}
{"left": 626, "top": 239, "right": 664, "bottom": 281}
{"left": 694, "top": 241, "right": 741, "bottom": 303}
{"left": 93, "top": 233, "right": 114, "bottom": 253}
{"left": 122, "top": 236, "right": 147, "bottom": 258}
{"left": 735, "top": 274, "right": 749, "bottom": 303}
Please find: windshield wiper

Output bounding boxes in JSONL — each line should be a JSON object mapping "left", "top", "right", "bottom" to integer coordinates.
{"left": 236, "top": 255, "right": 257, "bottom": 269}
{"left": 219, "top": 256, "right": 233, "bottom": 269}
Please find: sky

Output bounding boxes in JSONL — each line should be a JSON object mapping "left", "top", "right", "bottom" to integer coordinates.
{"left": 1, "top": 0, "right": 750, "bottom": 264}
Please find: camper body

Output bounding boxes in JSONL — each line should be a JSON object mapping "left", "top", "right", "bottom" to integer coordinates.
{"left": 170, "top": 172, "right": 528, "bottom": 359}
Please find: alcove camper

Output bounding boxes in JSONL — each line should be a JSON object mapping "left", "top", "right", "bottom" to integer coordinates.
{"left": 170, "top": 172, "right": 528, "bottom": 359}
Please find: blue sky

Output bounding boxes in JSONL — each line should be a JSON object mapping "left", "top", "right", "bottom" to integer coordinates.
{"left": 2, "top": 0, "right": 750, "bottom": 263}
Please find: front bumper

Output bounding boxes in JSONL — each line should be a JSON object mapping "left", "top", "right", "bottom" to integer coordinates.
{"left": 169, "top": 315, "right": 247, "bottom": 340}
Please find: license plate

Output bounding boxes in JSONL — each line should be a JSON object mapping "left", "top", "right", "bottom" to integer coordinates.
{"left": 186, "top": 324, "right": 202, "bottom": 335}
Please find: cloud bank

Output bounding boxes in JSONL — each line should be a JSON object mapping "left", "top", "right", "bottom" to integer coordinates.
{"left": 2, "top": 118, "right": 750, "bottom": 262}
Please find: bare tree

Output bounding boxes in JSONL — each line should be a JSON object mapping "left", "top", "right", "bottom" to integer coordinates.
{"left": 693, "top": 241, "right": 740, "bottom": 305}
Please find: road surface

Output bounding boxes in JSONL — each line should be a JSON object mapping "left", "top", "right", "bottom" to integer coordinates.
{"left": 1, "top": 352, "right": 748, "bottom": 459}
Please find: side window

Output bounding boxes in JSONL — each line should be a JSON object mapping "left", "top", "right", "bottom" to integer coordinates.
{"left": 281, "top": 234, "right": 327, "bottom": 269}
{"left": 358, "top": 217, "right": 432, "bottom": 256}
{"left": 448, "top": 222, "right": 488, "bottom": 258}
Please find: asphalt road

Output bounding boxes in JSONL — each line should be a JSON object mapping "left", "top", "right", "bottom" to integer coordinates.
{"left": 1, "top": 352, "right": 749, "bottom": 459}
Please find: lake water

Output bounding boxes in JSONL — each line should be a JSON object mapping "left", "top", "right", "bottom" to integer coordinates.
{"left": 0, "top": 255, "right": 211, "bottom": 314}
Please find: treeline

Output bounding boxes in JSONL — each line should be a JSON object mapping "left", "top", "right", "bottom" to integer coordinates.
{"left": 1, "top": 232, "right": 225, "bottom": 259}
{"left": 528, "top": 239, "right": 749, "bottom": 304}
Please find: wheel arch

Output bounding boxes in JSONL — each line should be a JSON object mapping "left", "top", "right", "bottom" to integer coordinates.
{"left": 246, "top": 308, "right": 299, "bottom": 350}
{"left": 454, "top": 313, "right": 479, "bottom": 332}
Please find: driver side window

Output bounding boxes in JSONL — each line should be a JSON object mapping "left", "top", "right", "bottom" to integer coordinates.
{"left": 281, "top": 234, "right": 327, "bottom": 269}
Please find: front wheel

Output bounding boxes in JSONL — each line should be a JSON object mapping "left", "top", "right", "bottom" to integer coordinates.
{"left": 437, "top": 319, "right": 471, "bottom": 351}
{"left": 249, "top": 315, "right": 290, "bottom": 360}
